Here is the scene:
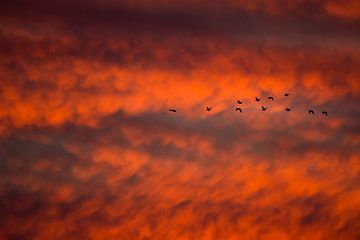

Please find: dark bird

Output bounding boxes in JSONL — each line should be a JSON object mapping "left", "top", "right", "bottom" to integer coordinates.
{"left": 284, "top": 93, "right": 289, "bottom": 96}
{"left": 308, "top": 110, "right": 315, "bottom": 115}
{"left": 285, "top": 108, "right": 291, "bottom": 111}
{"left": 236, "top": 108, "right": 242, "bottom": 113}
{"left": 268, "top": 96, "right": 274, "bottom": 100}
{"left": 169, "top": 109, "right": 177, "bottom": 112}
{"left": 206, "top": 107, "right": 212, "bottom": 111}
{"left": 322, "top": 111, "right": 328, "bottom": 116}
{"left": 261, "top": 106, "right": 267, "bottom": 111}
{"left": 255, "top": 97, "right": 260, "bottom": 101}
{"left": 237, "top": 100, "right": 242, "bottom": 104}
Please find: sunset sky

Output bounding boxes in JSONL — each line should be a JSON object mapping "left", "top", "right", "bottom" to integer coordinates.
{"left": 0, "top": 0, "right": 359, "bottom": 239}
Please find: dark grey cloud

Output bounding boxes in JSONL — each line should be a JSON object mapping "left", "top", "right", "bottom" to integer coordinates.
{"left": 1, "top": 0, "right": 359, "bottom": 45}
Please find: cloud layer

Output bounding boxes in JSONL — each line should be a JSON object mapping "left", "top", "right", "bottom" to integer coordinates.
{"left": 0, "top": 0, "right": 359, "bottom": 239}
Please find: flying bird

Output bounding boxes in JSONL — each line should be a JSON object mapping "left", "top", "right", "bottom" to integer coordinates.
{"left": 236, "top": 108, "right": 242, "bottom": 113}
{"left": 322, "top": 111, "right": 328, "bottom": 116}
{"left": 169, "top": 109, "right": 177, "bottom": 112}
{"left": 268, "top": 96, "right": 274, "bottom": 100}
{"left": 255, "top": 97, "right": 260, "bottom": 101}
{"left": 285, "top": 108, "right": 291, "bottom": 111}
{"left": 261, "top": 106, "right": 267, "bottom": 111}
{"left": 284, "top": 93, "right": 289, "bottom": 96}
{"left": 206, "top": 107, "right": 212, "bottom": 111}
{"left": 308, "top": 110, "right": 314, "bottom": 115}
{"left": 237, "top": 100, "right": 242, "bottom": 104}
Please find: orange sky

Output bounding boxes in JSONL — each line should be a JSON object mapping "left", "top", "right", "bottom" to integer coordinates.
{"left": 0, "top": 1, "right": 359, "bottom": 239}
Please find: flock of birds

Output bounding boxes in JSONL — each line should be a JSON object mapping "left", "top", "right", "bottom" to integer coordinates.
{"left": 169, "top": 92, "right": 328, "bottom": 116}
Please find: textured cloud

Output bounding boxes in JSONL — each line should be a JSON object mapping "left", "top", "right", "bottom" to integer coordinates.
{"left": 0, "top": 0, "right": 359, "bottom": 239}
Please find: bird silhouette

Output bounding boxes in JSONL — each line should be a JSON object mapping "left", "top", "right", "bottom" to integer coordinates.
{"left": 261, "top": 106, "right": 267, "bottom": 111}
{"left": 236, "top": 108, "right": 242, "bottom": 113}
{"left": 206, "top": 107, "right": 212, "bottom": 111}
{"left": 255, "top": 97, "right": 260, "bottom": 101}
{"left": 169, "top": 109, "right": 177, "bottom": 112}
{"left": 284, "top": 93, "right": 289, "bottom": 96}
{"left": 285, "top": 108, "right": 291, "bottom": 111}
{"left": 308, "top": 110, "right": 314, "bottom": 115}
{"left": 237, "top": 100, "right": 242, "bottom": 104}
{"left": 322, "top": 111, "right": 328, "bottom": 116}
{"left": 268, "top": 96, "right": 274, "bottom": 100}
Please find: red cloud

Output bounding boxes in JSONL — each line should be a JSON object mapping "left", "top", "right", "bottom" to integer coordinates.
{"left": 0, "top": 1, "right": 359, "bottom": 239}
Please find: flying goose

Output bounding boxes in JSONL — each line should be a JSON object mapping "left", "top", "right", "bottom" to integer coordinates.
{"left": 255, "top": 97, "right": 260, "bottom": 101}
{"left": 308, "top": 110, "right": 314, "bottom": 115}
{"left": 261, "top": 106, "right": 267, "bottom": 111}
{"left": 322, "top": 111, "right": 328, "bottom": 116}
{"left": 169, "top": 109, "right": 177, "bottom": 112}
{"left": 268, "top": 96, "right": 274, "bottom": 100}
{"left": 206, "top": 107, "right": 212, "bottom": 111}
{"left": 236, "top": 108, "right": 243, "bottom": 113}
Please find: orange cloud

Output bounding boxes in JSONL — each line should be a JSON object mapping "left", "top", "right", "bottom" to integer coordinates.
{"left": 324, "top": 0, "right": 360, "bottom": 20}
{"left": 0, "top": 1, "right": 359, "bottom": 239}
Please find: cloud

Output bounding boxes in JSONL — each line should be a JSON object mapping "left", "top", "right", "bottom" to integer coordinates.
{"left": 324, "top": 0, "right": 360, "bottom": 20}
{"left": 0, "top": 24, "right": 358, "bottom": 128}
{"left": 0, "top": 1, "right": 359, "bottom": 239}
{"left": 1, "top": 105, "right": 359, "bottom": 239}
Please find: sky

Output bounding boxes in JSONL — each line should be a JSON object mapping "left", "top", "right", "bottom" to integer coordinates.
{"left": 0, "top": 0, "right": 359, "bottom": 239}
